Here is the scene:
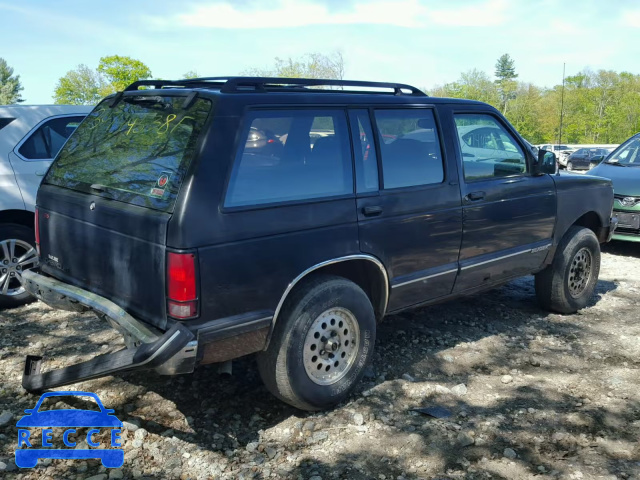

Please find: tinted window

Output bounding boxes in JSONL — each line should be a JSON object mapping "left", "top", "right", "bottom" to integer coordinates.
{"left": 225, "top": 109, "right": 352, "bottom": 208}
{"left": 44, "top": 96, "right": 212, "bottom": 213}
{"left": 0, "top": 118, "right": 15, "bottom": 131}
{"left": 349, "top": 110, "right": 378, "bottom": 193}
{"left": 374, "top": 109, "right": 444, "bottom": 189}
{"left": 454, "top": 114, "right": 526, "bottom": 181}
{"left": 18, "top": 116, "right": 85, "bottom": 160}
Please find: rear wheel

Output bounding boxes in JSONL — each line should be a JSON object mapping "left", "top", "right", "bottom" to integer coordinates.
{"left": 257, "top": 275, "right": 376, "bottom": 411}
{"left": 0, "top": 224, "right": 39, "bottom": 309}
{"left": 535, "top": 226, "right": 600, "bottom": 313}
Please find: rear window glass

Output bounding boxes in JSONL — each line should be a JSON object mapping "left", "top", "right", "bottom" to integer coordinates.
{"left": 225, "top": 109, "right": 352, "bottom": 208}
{"left": 44, "top": 95, "right": 212, "bottom": 212}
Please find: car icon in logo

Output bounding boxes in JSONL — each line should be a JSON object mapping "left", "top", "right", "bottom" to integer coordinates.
{"left": 15, "top": 391, "right": 123, "bottom": 468}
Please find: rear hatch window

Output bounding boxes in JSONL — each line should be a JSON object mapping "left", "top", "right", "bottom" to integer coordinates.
{"left": 44, "top": 94, "right": 212, "bottom": 212}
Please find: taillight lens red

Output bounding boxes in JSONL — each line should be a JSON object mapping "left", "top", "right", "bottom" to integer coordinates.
{"left": 167, "top": 252, "right": 197, "bottom": 319}
{"left": 34, "top": 208, "right": 40, "bottom": 255}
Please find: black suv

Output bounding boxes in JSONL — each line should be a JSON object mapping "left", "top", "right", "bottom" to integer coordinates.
{"left": 22, "top": 77, "right": 616, "bottom": 411}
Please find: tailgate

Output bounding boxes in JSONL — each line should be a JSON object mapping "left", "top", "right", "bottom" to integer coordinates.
{"left": 37, "top": 184, "right": 170, "bottom": 329}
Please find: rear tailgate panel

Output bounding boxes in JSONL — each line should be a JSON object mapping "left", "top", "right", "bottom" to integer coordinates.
{"left": 37, "top": 184, "right": 171, "bottom": 329}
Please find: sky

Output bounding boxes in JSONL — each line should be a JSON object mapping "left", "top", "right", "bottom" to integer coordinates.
{"left": 2, "top": 0, "right": 640, "bottom": 104}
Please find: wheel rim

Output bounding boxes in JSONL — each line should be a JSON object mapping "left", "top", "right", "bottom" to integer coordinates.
{"left": 0, "top": 239, "right": 39, "bottom": 296}
{"left": 567, "top": 162, "right": 573, "bottom": 171}
{"left": 568, "top": 247, "right": 592, "bottom": 298}
{"left": 303, "top": 307, "right": 360, "bottom": 386}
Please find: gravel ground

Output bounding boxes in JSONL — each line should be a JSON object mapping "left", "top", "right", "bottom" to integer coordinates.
{"left": 0, "top": 241, "right": 639, "bottom": 480}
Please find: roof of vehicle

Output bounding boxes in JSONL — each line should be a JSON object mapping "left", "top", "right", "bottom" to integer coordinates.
{"left": 115, "top": 76, "right": 488, "bottom": 107}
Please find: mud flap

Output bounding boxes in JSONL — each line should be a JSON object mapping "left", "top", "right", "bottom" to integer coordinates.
{"left": 22, "top": 324, "right": 195, "bottom": 393}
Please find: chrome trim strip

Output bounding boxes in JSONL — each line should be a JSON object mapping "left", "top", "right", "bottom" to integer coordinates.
{"left": 266, "top": 254, "right": 390, "bottom": 349}
{"left": 460, "top": 242, "right": 552, "bottom": 271}
{"left": 392, "top": 268, "right": 458, "bottom": 289}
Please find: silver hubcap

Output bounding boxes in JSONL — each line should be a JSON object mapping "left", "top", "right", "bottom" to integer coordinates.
{"left": 0, "top": 239, "right": 38, "bottom": 296}
{"left": 303, "top": 307, "right": 360, "bottom": 386}
{"left": 568, "top": 247, "right": 592, "bottom": 298}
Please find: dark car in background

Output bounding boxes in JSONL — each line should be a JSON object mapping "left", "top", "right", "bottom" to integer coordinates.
{"left": 590, "top": 133, "right": 640, "bottom": 242}
{"left": 21, "top": 77, "right": 616, "bottom": 411}
{"left": 566, "top": 147, "right": 610, "bottom": 171}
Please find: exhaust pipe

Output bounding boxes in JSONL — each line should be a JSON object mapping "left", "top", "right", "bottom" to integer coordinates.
{"left": 218, "top": 360, "right": 232, "bottom": 377}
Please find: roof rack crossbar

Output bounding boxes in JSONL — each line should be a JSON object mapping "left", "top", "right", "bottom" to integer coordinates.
{"left": 124, "top": 77, "right": 426, "bottom": 96}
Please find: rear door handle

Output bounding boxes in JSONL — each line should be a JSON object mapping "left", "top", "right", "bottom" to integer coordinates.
{"left": 465, "top": 191, "right": 485, "bottom": 202}
{"left": 35, "top": 171, "right": 46, "bottom": 177}
{"left": 362, "top": 206, "right": 383, "bottom": 217}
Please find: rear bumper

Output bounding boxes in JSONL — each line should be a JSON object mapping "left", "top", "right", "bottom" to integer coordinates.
{"left": 21, "top": 270, "right": 271, "bottom": 392}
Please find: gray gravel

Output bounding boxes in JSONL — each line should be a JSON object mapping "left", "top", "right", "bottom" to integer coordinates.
{"left": 0, "top": 241, "right": 639, "bottom": 479}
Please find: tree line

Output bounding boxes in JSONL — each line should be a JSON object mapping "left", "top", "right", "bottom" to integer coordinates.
{"left": 1, "top": 52, "right": 639, "bottom": 144}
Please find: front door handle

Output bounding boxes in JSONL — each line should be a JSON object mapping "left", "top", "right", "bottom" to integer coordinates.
{"left": 362, "top": 206, "right": 383, "bottom": 217}
{"left": 35, "top": 171, "right": 46, "bottom": 177}
{"left": 465, "top": 191, "right": 485, "bottom": 202}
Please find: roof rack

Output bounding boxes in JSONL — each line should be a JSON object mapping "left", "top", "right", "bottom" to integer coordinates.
{"left": 124, "top": 77, "right": 427, "bottom": 96}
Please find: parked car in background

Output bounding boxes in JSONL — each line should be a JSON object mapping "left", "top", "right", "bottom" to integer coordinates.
{"left": 590, "top": 133, "right": 640, "bottom": 242}
{"left": 539, "top": 144, "right": 572, "bottom": 157}
{"left": 566, "top": 147, "right": 610, "bottom": 171}
{"left": 0, "top": 105, "right": 92, "bottom": 307}
{"left": 557, "top": 149, "right": 576, "bottom": 168}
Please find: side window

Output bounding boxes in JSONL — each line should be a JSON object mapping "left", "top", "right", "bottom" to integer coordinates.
{"left": 0, "top": 118, "right": 15, "bottom": 131}
{"left": 225, "top": 109, "right": 353, "bottom": 208}
{"left": 374, "top": 109, "right": 444, "bottom": 189}
{"left": 348, "top": 110, "right": 378, "bottom": 193}
{"left": 454, "top": 114, "right": 526, "bottom": 181}
{"left": 17, "top": 116, "right": 85, "bottom": 160}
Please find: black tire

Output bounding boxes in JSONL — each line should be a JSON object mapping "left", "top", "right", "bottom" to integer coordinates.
{"left": 567, "top": 161, "right": 573, "bottom": 171}
{"left": 535, "top": 226, "right": 601, "bottom": 314}
{"left": 257, "top": 275, "right": 376, "bottom": 411}
{"left": 0, "top": 223, "right": 37, "bottom": 309}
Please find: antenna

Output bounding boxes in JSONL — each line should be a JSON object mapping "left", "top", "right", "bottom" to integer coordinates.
{"left": 558, "top": 63, "right": 566, "bottom": 145}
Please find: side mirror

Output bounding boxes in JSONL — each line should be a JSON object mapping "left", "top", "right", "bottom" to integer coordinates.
{"left": 535, "top": 149, "right": 557, "bottom": 175}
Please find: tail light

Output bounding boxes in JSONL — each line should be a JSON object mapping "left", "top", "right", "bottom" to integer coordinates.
{"left": 166, "top": 252, "right": 198, "bottom": 319}
{"left": 34, "top": 208, "right": 40, "bottom": 255}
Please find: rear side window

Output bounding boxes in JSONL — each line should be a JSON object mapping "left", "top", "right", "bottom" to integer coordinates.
{"left": 374, "top": 109, "right": 444, "bottom": 189}
{"left": 17, "top": 116, "right": 85, "bottom": 160}
{"left": 225, "top": 109, "right": 352, "bottom": 208}
{"left": 44, "top": 95, "right": 212, "bottom": 212}
{"left": 0, "top": 118, "right": 15, "bottom": 131}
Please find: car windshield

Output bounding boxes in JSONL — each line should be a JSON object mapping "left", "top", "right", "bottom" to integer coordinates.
{"left": 44, "top": 95, "right": 213, "bottom": 212}
{"left": 606, "top": 136, "right": 640, "bottom": 166}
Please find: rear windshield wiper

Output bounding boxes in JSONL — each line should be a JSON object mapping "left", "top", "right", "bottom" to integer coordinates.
{"left": 90, "top": 184, "right": 114, "bottom": 197}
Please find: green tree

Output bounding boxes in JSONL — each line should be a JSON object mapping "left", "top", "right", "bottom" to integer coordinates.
{"left": 494, "top": 54, "right": 518, "bottom": 115}
{"left": 243, "top": 51, "right": 345, "bottom": 79}
{"left": 97, "top": 55, "right": 152, "bottom": 91}
{"left": 430, "top": 69, "right": 499, "bottom": 107}
{"left": 53, "top": 64, "right": 110, "bottom": 105}
{"left": 182, "top": 70, "right": 199, "bottom": 79}
{"left": 0, "top": 58, "right": 24, "bottom": 104}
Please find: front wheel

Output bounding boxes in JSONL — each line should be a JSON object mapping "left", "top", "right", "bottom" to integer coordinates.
{"left": 535, "top": 226, "right": 601, "bottom": 313}
{"left": 0, "top": 224, "right": 39, "bottom": 309}
{"left": 257, "top": 275, "right": 376, "bottom": 411}
{"left": 567, "top": 161, "right": 574, "bottom": 171}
